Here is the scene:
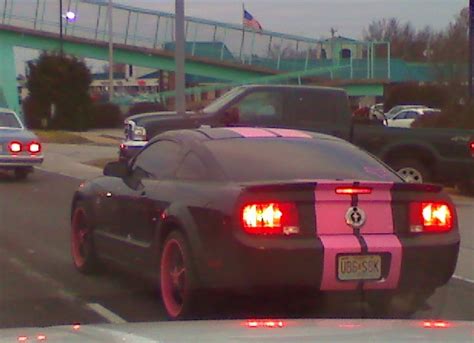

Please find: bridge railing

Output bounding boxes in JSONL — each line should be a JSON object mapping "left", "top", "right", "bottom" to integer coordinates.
{"left": 0, "top": 0, "right": 389, "bottom": 77}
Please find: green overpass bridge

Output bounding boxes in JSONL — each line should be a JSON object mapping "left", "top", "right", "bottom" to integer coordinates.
{"left": 0, "top": 0, "right": 391, "bottom": 115}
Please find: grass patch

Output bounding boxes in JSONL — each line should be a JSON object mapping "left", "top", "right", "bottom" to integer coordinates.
{"left": 82, "top": 158, "right": 115, "bottom": 169}
{"left": 34, "top": 130, "right": 92, "bottom": 144}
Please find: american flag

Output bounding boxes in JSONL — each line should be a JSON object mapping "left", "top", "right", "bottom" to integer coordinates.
{"left": 243, "top": 9, "right": 263, "bottom": 31}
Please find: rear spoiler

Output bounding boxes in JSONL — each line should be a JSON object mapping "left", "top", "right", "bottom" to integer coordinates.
{"left": 242, "top": 181, "right": 443, "bottom": 194}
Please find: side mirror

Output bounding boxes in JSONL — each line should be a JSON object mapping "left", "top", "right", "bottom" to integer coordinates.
{"left": 104, "top": 161, "right": 129, "bottom": 178}
{"left": 222, "top": 107, "right": 240, "bottom": 125}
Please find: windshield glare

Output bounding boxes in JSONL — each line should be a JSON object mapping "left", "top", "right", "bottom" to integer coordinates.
{"left": 0, "top": 112, "right": 22, "bottom": 128}
{"left": 201, "top": 87, "right": 246, "bottom": 114}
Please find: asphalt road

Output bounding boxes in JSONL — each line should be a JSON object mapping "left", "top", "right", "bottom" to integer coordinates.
{"left": 0, "top": 169, "right": 473, "bottom": 329}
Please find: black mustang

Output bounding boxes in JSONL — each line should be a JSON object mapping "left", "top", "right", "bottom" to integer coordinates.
{"left": 71, "top": 127, "right": 459, "bottom": 319}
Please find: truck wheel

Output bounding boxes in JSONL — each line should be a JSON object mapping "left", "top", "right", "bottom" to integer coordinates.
{"left": 390, "top": 158, "right": 430, "bottom": 183}
{"left": 14, "top": 168, "right": 30, "bottom": 180}
{"left": 160, "top": 231, "right": 199, "bottom": 320}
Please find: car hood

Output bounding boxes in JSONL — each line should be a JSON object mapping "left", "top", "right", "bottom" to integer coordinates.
{"left": 128, "top": 111, "right": 195, "bottom": 123}
{"left": 0, "top": 128, "right": 38, "bottom": 142}
{"left": 0, "top": 319, "right": 472, "bottom": 342}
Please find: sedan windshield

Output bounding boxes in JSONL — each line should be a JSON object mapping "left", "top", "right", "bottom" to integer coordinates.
{"left": 0, "top": 111, "right": 22, "bottom": 128}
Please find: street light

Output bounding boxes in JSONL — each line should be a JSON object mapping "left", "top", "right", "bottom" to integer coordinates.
{"left": 175, "top": 0, "right": 185, "bottom": 117}
{"left": 108, "top": 0, "right": 114, "bottom": 102}
{"left": 59, "top": 0, "right": 76, "bottom": 54}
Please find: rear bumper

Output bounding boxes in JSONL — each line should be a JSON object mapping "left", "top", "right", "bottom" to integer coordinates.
{"left": 118, "top": 140, "right": 147, "bottom": 161}
{"left": 0, "top": 155, "right": 44, "bottom": 168}
{"left": 198, "top": 231, "right": 460, "bottom": 293}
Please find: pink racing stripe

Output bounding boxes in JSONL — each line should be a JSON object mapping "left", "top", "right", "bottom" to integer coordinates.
{"left": 358, "top": 182, "right": 394, "bottom": 234}
{"left": 315, "top": 182, "right": 355, "bottom": 235}
{"left": 265, "top": 128, "right": 312, "bottom": 138}
{"left": 315, "top": 182, "right": 395, "bottom": 235}
{"left": 226, "top": 127, "right": 276, "bottom": 138}
{"left": 362, "top": 235, "right": 403, "bottom": 290}
{"left": 320, "top": 236, "right": 361, "bottom": 291}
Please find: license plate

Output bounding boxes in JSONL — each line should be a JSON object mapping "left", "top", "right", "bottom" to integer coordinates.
{"left": 337, "top": 255, "right": 382, "bottom": 281}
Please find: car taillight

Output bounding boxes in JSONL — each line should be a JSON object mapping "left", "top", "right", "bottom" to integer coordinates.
{"left": 241, "top": 202, "right": 299, "bottom": 235}
{"left": 470, "top": 141, "right": 474, "bottom": 157}
{"left": 335, "top": 187, "right": 372, "bottom": 195}
{"left": 409, "top": 202, "right": 453, "bottom": 233}
{"left": 8, "top": 141, "right": 22, "bottom": 153}
{"left": 28, "top": 142, "right": 41, "bottom": 154}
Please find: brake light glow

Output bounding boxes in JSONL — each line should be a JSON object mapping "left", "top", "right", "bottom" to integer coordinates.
{"left": 241, "top": 202, "right": 299, "bottom": 235}
{"left": 245, "top": 320, "right": 285, "bottom": 328}
{"left": 470, "top": 141, "right": 474, "bottom": 156}
{"left": 28, "top": 142, "right": 41, "bottom": 154}
{"left": 8, "top": 141, "right": 22, "bottom": 153}
{"left": 335, "top": 187, "right": 372, "bottom": 195}
{"left": 409, "top": 202, "right": 453, "bottom": 233}
{"left": 422, "top": 320, "right": 451, "bottom": 329}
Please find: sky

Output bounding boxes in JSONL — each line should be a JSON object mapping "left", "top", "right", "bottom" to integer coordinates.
{"left": 13, "top": 0, "right": 467, "bottom": 75}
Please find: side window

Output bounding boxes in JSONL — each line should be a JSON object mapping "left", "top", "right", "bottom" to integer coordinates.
{"left": 289, "top": 90, "right": 342, "bottom": 124}
{"left": 231, "top": 91, "right": 284, "bottom": 124}
{"left": 404, "top": 111, "right": 419, "bottom": 119}
{"left": 132, "top": 140, "right": 181, "bottom": 178}
{"left": 395, "top": 112, "right": 408, "bottom": 119}
{"left": 176, "top": 152, "right": 207, "bottom": 180}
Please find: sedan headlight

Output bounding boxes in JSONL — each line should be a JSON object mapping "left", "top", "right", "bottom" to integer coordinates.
{"left": 132, "top": 126, "right": 147, "bottom": 141}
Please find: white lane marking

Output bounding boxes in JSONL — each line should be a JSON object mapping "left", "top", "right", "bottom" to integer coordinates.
{"left": 7, "top": 256, "right": 78, "bottom": 302}
{"left": 453, "top": 275, "right": 474, "bottom": 284}
{"left": 87, "top": 303, "right": 127, "bottom": 324}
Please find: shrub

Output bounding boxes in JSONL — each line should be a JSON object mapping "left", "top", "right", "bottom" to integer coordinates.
{"left": 127, "top": 102, "right": 166, "bottom": 117}
{"left": 90, "top": 103, "right": 123, "bottom": 128}
{"left": 26, "top": 52, "right": 93, "bottom": 131}
{"left": 23, "top": 96, "right": 48, "bottom": 129}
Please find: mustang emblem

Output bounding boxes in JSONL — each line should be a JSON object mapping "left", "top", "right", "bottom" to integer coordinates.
{"left": 345, "top": 206, "right": 366, "bottom": 229}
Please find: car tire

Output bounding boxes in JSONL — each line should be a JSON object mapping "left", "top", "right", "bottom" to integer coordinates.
{"left": 71, "top": 203, "right": 101, "bottom": 274}
{"left": 14, "top": 168, "right": 29, "bottom": 180}
{"left": 390, "top": 158, "right": 430, "bottom": 184}
{"left": 367, "top": 290, "right": 433, "bottom": 319}
{"left": 160, "top": 231, "right": 199, "bottom": 320}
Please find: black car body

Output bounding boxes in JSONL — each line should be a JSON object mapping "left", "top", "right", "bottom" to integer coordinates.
{"left": 121, "top": 85, "right": 474, "bottom": 191}
{"left": 74, "top": 127, "right": 460, "bottom": 319}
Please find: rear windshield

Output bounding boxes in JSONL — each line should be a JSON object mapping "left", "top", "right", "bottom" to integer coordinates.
{"left": 205, "top": 138, "right": 402, "bottom": 182}
{"left": 0, "top": 112, "right": 22, "bottom": 128}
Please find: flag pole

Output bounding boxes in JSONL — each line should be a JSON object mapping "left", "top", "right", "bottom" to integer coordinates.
{"left": 239, "top": 2, "right": 245, "bottom": 62}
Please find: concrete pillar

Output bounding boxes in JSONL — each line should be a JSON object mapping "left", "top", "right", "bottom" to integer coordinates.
{"left": 0, "top": 41, "right": 21, "bottom": 120}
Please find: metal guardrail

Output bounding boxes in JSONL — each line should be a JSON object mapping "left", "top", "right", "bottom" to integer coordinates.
{"left": 125, "top": 63, "right": 352, "bottom": 105}
{"left": 0, "top": 0, "right": 388, "bottom": 74}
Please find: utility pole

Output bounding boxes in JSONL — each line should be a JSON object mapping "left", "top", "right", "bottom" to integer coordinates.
{"left": 59, "top": 0, "right": 63, "bottom": 54}
{"left": 175, "top": 0, "right": 186, "bottom": 116}
{"left": 469, "top": 0, "right": 474, "bottom": 101}
{"left": 108, "top": 0, "right": 114, "bottom": 102}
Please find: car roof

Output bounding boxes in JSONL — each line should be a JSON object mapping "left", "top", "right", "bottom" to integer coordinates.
{"left": 149, "top": 127, "right": 343, "bottom": 145}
